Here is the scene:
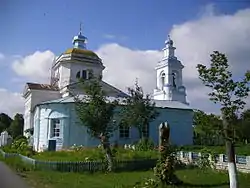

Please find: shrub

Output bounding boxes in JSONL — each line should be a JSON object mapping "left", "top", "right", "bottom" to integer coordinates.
{"left": 14, "top": 135, "right": 27, "bottom": 141}
{"left": 33, "top": 147, "right": 159, "bottom": 162}
{"left": 2, "top": 137, "right": 36, "bottom": 157}
{"left": 135, "top": 138, "right": 155, "bottom": 151}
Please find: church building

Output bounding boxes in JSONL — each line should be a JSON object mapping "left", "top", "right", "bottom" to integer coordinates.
{"left": 22, "top": 28, "right": 193, "bottom": 152}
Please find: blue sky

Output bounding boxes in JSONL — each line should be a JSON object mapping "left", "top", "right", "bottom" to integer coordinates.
{"left": 1, "top": 0, "right": 249, "bottom": 55}
{"left": 0, "top": 0, "right": 250, "bottom": 116}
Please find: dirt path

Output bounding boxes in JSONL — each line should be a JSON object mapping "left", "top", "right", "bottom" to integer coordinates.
{"left": 0, "top": 161, "right": 30, "bottom": 188}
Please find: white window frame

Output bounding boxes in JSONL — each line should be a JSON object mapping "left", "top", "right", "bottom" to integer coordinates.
{"left": 50, "top": 119, "right": 61, "bottom": 138}
{"left": 119, "top": 125, "right": 130, "bottom": 139}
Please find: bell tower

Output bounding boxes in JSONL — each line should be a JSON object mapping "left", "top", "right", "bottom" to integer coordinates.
{"left": 153, "top": 35, "right": 187, "bottom": 104}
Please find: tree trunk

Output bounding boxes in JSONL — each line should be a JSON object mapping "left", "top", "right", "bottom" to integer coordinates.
{"left": 138, "top": 127, "right": 143, "bottom": 139}
{"left": 222, "top": 114, "right": 238, "bottom": 188}
{"left": 103, "top": 144, "right": 113, "bottom": 172}
{"left": 100, "top": 135, "right": 113, "bottom": 172}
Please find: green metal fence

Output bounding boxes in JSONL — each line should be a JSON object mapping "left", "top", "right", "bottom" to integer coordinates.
{"left": 0, "top": 149, "right": 157, "bottom": 172}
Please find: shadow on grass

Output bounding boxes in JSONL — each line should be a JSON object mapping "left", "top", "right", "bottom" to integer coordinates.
{"left": 178, "top": 182, "right": 229, "bottom": 187}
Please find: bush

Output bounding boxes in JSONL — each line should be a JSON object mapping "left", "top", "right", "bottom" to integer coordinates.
{"left": 14, "top": 135, "right": 27, "bottom": 141}
{"left": 2, "top": 137, "right": 36, "bottom": 157}
{"left": 33, "top": 147, "right": 159, "bottom": 162}
{"left": 135, "top": 138, "right": 155, "bottom": 151}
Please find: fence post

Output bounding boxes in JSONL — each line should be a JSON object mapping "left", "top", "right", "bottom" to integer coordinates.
{"left": 246, "top": 156, "right": 250, "bottom": 170}
{"left": 208, "top": 154, "right": 212, "bottom": 162}
{"left": 219, "top": 154, "right": 224, "bottom": 163}
{"left": 179, "top": 151, "right": 184, "bottom": 161}
{"left": 188, "top": 152, "right": 193, "bottom": 163}
{"left": 198, "top": 152, "right": 202, "bottom": 158}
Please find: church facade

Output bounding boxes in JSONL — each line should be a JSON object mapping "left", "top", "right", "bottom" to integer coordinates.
{"left": 22, "top": 28, "right": 193, "bottom": 152}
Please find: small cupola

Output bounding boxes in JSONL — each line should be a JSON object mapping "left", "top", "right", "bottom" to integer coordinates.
{"left": 72, "top": 23, "right": 88, "bottom": 49}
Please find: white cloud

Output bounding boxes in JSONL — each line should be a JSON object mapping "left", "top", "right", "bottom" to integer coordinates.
{"left": 103, "top": 34, "right": 116, "bottom": 39}
{"left": 0, "top": 89, "right": 24, "bottom": 118}
{"left": 12, "top": 50, "right": 55, "bottom": 83}
{"left": 97, "top": 43, "right": 161, "bottom": 92}
{"left": 98, "top": 8, "right": 250, "bottom": 114}
{"left": 4, "top": 7, "right": 250, "bottom": 117}
{"left": 103, "top": 34, "right": 128, "bottom": 41}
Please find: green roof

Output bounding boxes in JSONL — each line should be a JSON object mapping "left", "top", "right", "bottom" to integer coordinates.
{"left": 64, "top": 48, "right": 99, "bottom": 58}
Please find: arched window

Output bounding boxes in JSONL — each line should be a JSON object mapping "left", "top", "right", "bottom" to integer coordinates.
{"left": 76, "top": 71, "right": 81, "bottom": 79}
{"left": 172, "top": 72, "right": 177, "bottom": 88}
{"left": 82, "top": 70, "right": 87, "bottom": 79}
{"left": 161, "top": 73, "right": 165, "bottom": 90}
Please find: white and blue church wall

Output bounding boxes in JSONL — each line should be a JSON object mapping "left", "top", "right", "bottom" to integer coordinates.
{"left": 33, "top": 99, "right": 193, "bottom": 152}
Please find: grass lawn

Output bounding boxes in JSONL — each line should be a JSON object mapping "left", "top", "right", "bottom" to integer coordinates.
{"left": 21, "top": 169, "right": 250, "bottom": 188}
{"left": 32, "top": 148, "right": 158, "bottom": 161}
{"left": 31, "top": 145, "right": 250, "bottom": 162}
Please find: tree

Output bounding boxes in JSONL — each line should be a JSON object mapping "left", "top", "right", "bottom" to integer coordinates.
{"left": 193, "top": 110, "right": 223, "bottom": 145}
{"left": 119, "top": 81, "right": 159, "bottom": 139}
{"left": 239, "top": 109, "right": 250, "bottom": 144}
{"left": 0, "top": 113, "right": 13, "bottom": 133}
{"left": 8, "top": 113, "right": 24, "bottom": 139}
{"left": 197, "top": 51, "right": 250, "bottom": 188}
{"left": 73, "top": 78, "right": 118, "bottom": 172}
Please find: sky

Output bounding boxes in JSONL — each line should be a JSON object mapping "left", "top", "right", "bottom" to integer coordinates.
{"left": 0, "top": 0, "right": 250, "bottom": 117}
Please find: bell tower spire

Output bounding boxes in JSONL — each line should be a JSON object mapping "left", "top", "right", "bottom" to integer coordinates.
{"left": 163, "top": 35, "right": 176, "bottom": 59}
{"left": 153, "top": 35, "right": 188, "bottom": 104}
{"left": 79, "top": 22, "right": 82, "bottom": 35}
{"left": 72, "top": 22, "right": 87, "bottom": 49}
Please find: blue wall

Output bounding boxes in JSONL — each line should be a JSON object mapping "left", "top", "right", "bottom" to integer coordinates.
{"left": 34, "top": 102, "right": 193, "bottom": 151}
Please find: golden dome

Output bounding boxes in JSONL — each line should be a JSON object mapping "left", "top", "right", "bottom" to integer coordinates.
{"left": 64, "top": 48, "right": 99, "bottom": 58}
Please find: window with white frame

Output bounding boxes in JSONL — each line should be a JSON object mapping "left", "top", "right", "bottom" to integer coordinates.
{"left": 119, "top": 125, "right": 130, "bottom": 139}
{"left": 142, "top": 124, "right": 149, "bottom": 138}
{"left": 76, "top": 71, "right": 81, "bottom": 79}
{"left": 82, "top": 70, "right": 87, "bottom": 79}
{"left": 51, "top": 119, "right": 61, "bottom": 137}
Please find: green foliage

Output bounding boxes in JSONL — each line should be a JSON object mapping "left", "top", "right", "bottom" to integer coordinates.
{"left": 0, "top": 113, "right": 13, "bottom": 133}
{"left": 196, "top": 50, "right": 250, "bottom": 185}
{"left": 135, "top": 138, "right": 155, "bottom": 151}
{"left": 2, "top": 137, "right": 35, "bottom": 157}
{"left": 33, "top": 147, "right": 159, "bottom": 161}
{"left": 74, "top": 78, "right": 118, "bottom": 139}
{"left": 197, "top": 51, "right": 250, "bottom": 122}
{"left": 14, "top": 135, "right": 28, "bottom": 141}
{"left": 8, "top": 113, "right": 24, "bottom": 139}
{"left": 153, "top": 145, "right": 180, "bottom": 186}
{"left": 73, "top": 78, "right": 118, "bottom": 171}
{"left": 3, "top": 156, "right": 35, "bottom": 172}
{"left": 196, "top": 153, "right": 215, "bottom": 172}
{"left": 119, "top": 81, "right": 159, "bottom": 138}
{"left": 193, "top": 109, "right": 224, "bottom": 145}
{"left": 7, "top": 168, "right": 250, "bottom": 188}
{"left": 133, "top": 178, "right": 159, "bottom": 188}
{"left": 238, "top": 109, "right": 250, "bottom": 143}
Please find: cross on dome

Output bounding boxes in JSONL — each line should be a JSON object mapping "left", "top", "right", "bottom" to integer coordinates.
{"left": 79, "top": 22, "right": 83, "bottom": 35}
{"left": 165, "top": 34, "right": 174, "bottom": 46}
